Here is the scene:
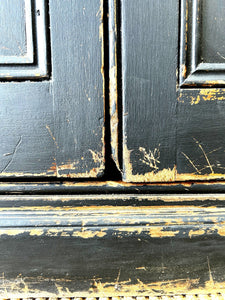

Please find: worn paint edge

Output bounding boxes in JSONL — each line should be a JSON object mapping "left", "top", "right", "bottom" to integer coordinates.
{"left": 178, "top": 89, "right": 225, "bottom": 105}
{"left": 99, "top": 0, "right": 106, "bottom": 177}
{"left": 0, "top": 225, "right": 224, "bottom": 238}
{"left": 123, "top": 144, "right": 225, "bottom": 183}
{"left": 2, "top": 193, "right": 225, "bottom": 203}
{"left": 123, "top": 145, "right": 176, "bottom": 182}
{"left": 2, "top": 278, "right": 225, "bottom": 298}
{"left": 2, "top": 212, "right": 225, "bottom": 238}
{"left": 109, "top": 0, "right": 120, "bottom": 171}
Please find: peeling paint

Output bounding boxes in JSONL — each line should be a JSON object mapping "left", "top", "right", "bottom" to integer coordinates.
{"left": 72, "top": 229, "right": 107, "bottom": 239}
{"left": 0, "top": 229, "right": 25, "bottom": 236}
{"left": 179, "top": 89, "right": 225, "bottom": 105}
{"left": 214, "top": 225, "right": 225, "bottom": 237}
{"left": 148, "top": 227, "right": 179, "bottom": 238}
{"left": 0, "top": 171, "right": 56, "bottom": 177}
{"left": 176, "top": 173, "right": 225, "bottom": 181}
{"left": 29, "top": 229, "right": 44, "bottom": 236}
{"left": 116, "top": 226, "right": 181, "bottom": 238}
{"left": 0, "top": 227, "right": 107, "bottom": 239}
{"left": 190, "top": 89, "right": 224, "bottom": 105}
{"left": 116, "top": 227, "right": 144, "bottom": 235}
{"left": 189, "top": 229, "right": 205, "bottom": 238}
{"left": 46, "top": 228, "right": 63, "bottom": 237}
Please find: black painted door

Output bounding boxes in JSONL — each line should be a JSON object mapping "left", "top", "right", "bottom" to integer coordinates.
{"left": 0, "top": 0, "right": 104, "bottom": 178}
{"left": 2, "top": 0, "right": 225, "bottom": 184}
{"left": 120, "top": 0, "right": 225, "bottom": 182}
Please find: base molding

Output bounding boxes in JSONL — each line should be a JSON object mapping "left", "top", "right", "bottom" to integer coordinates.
{"left": 0, "top": 193, "right": 224, "bottom": 296}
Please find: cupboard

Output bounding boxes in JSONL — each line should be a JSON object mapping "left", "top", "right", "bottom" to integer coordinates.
{"left": 1, "top": 0, "right": 225, "bottom": 297}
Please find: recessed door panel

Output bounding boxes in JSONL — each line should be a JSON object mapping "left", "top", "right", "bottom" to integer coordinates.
{"left": 0, "top": 0, "right": 105, "bottom": 178}
{"left": 0, "top": 0, "right": 49, "bottom": 79}
{"left": 121, "top": 0, "right": 225, "bottom": 182}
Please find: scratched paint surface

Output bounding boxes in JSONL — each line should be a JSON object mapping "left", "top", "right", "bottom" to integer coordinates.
{"left": 0, "top": 196, "right": 224, "bottom": 296}
{"left": 121, "top": 0, "right": 178, "bottom": 182}
{"left": 50, "top": 0, "right": 105, "bottom": 178}
{"left": 121, "top": 0, "right": 225, "bottom": 182}
{"left": 1, "top": 225, "right": 225, "bottom": 296}
{"left": 0, "top": 0, "right": 105, "bottom": 178}
{"left": 0, "top": 193, "right": 224, "bottom": 296}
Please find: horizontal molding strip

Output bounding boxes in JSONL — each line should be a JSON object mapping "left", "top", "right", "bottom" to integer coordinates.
{"left": 0, "top": 194, "right": 225, "bottom": 230}
{"left": 1, "top": 193, "right": 225, "bottom": 207}
{"left": 2, "top": 181, "right": 225, "bottom": 194}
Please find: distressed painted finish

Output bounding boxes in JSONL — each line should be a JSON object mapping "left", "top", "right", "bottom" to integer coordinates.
{"left": 2, "top": 0, "right": 225, "bottom": 298}
{"left": 120, "top": 0, "right": 225, "bottom": 182}
{"left": 109, "top": 0, "right": 120, "bottom": 171}
{"left": 5, "top": 180, "right": 225, "bottom": 194}
{"left": 121, "top": 0, "right": 177, "bottom": 182}
{"left": 0, "top": 194, "right": 225, "bottom": 296}
{"left": 0, "top": 298, "right": 223, "bottom": 300}
{"left": 50, "top": 0, "right": 105, "bottom": 178}
{"left": 0, "top": 0, "right": 105, "bottom": 178}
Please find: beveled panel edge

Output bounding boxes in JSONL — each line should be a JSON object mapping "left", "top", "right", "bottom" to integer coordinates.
{"left": 0, "top": 0, "right": 50, "bottom": 80}
{"left": 179, "top": 0, "right": 225, "bottom": 88}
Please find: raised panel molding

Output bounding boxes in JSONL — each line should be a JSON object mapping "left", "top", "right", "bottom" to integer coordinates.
{"left": 180, "top": 0, "right": 225, "bottom": 87}
{"left": 0, "top": 0, "right": 33, "bottom": 64}
{"left": 0, "top": 0, "right": 50, "bottom": 80}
